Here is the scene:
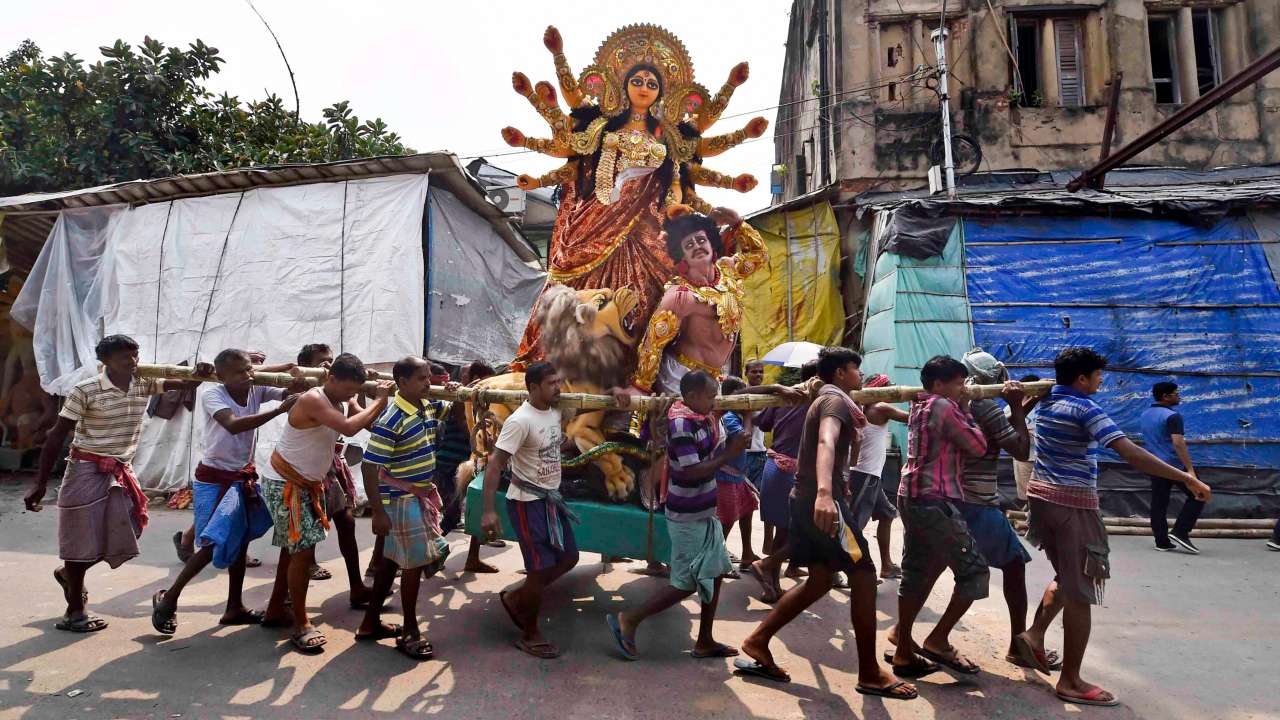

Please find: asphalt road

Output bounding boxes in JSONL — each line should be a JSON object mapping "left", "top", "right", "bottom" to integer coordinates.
{"left": 0, "top": 482, "right": 1276, "bottom": 720}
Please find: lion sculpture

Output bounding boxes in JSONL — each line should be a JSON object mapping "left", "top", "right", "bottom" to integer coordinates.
{"left": 460, "top": 283, "right": 641, "bottom": 501}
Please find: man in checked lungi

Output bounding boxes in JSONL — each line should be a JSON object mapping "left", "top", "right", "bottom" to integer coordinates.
{"left": 357, "top": 356, "right": 459, "bottom": 660}
{"left": 24, "top": 335, "right": 207, "bottom": 634}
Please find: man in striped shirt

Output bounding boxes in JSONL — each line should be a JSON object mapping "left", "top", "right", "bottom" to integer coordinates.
{"left": 890, "top": 355, "right": 990, "bottom": 679}
{"left": 25, "top": 334, "right": 206, "bottom": 634}
{"left": 607, "top": 370, "right": 745, "bottom": 661}
{"left": 1017, "top": 347, "right": 1208, "bottom": 707}
{"left": 357, "top": 356, "right": 458, "bottom": 660}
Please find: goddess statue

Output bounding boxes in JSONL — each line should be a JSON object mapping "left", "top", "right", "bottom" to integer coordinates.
{"left": 502, "top": 24, "right": 768, "bottom": 369}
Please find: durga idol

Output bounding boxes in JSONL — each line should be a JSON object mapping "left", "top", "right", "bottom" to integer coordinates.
{"left": 502, "top": 24, "right": 768, "bottom": 369}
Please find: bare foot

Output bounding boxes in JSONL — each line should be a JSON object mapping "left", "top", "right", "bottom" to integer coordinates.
{"left": 879, "top": 563, "right": 903, "bottom": 579}
{"left": 464, "top": 560, "right": 500, "bottom": 574}
{"left": 784, "top": 565, "right": 807, "bottom": 579}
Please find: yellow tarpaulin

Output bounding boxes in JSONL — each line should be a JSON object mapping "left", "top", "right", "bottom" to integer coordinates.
{"left": 741, "top": 201, "right": 844, "bottom": 368}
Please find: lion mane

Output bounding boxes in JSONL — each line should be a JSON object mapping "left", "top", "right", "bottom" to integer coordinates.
{"left": 535, "top": 284, "right": 634, "bottom": 390}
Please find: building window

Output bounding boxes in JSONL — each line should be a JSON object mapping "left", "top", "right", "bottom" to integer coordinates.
{"left": 1008, "top": 15, "right": 1085, "bottom": 107}
{"left": 1147, "top": 9, "right": 1223, "bottom": 103}
{"left": 1191, "top": 8, "right": 1222, "bottom": 94}
{"left": 1148, "top": 17, "right": 1180, "bottom": 103}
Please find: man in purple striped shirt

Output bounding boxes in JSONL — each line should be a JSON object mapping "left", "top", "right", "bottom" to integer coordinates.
{"left": 607, "top": 370, "right": 745, "bottom": 661}
{"left": 889, "top": 355, "right": 990, "bottom": 679}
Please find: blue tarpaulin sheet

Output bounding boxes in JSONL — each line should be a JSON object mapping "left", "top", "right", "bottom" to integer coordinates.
{"left": 964, "top": 215, "right": 1280, "bottom": 470}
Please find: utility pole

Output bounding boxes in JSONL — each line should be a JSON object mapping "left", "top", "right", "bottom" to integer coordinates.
{"left": 932, "top": 25, "right": 956, "bottom": 198}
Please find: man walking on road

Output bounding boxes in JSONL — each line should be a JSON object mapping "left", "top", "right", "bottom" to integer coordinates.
{"left": 1018, "top": 348, "right": 1210, "bottom": 707}
{"left": 738, "top": 347, "right": 916, "bottom": 700}
{"left": 1140, "top": 381, "right": 1205, "bottom": 554}
{"left": 482, "top": 361, "right": 579, "bottom": 659}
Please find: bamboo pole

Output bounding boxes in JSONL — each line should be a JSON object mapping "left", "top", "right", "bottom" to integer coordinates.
{"left": 135, "top": 363, "right": 1054, "bottom": 413}
{"left": 1008, "top": 510, "right": 1275, "bottom": 530}
{"left": 1011, "top": 520, "right": 1271, "bottom": 539}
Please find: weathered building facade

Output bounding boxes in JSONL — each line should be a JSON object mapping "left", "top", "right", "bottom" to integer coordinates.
{"left": 775, "top": 0, "right": 1280, "bottom": 199}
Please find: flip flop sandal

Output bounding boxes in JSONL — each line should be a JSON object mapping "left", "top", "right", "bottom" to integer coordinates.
{"left": 1010, "top": 633, "right": 1052, "bottom": 673}
{"left": 515, "top": 638, "right": 560, "bottom": 659}
{"left": 857, "top": 680, "right": 919, "bottom": 700}
{"left": 173, "top": 531, "right": 193, "bottom": 563}
{"left": 55, "top": 614, "right": 108, "bottom": 633}
{"left": 291, "top": 628, "right": 327, "bottom": 654}
{"left": 487, "top": 539, "right": 507, "bottom": 548}
{"left": 880, "top": 566, "right": 904, "bottom": 580}
{"left": 691, "top": 643, "right": 739, "bottom": 659}
{"left": 920, "top": 646, "right": 981, "bottom": 675}
{"left": 606, "top": 614, "right": 638, "bottom": 661}
{"left": 733, "top": 658, "right": 791, "bottom": 683}
{"left": 246, "top": 557, "right": 262, "bottom": 568}
{"left": 309, "top": 565, "right": 332, "bottom": 581}
{"left": 883, "top": 651, "right": 942, "bottom": 679}
{"left": 53, "top": 568, "right": 88, "bottom": 605}
{"left": 1057, "top": 687, "right": 1120, "bottom": 707}
{"left": 151, "top": 590, "right": 177, "bottom": 636}
{"left": 220, "top": 609, "right": 266, "bottom": 626}
{"left": 499, "top": 590, "right": 526, "bottom": 632}
{"left": 355, "top": 623, "right": 402, "bottom": 642}
{"left": 396, "top": 636, "right": 435, "bottom": 660}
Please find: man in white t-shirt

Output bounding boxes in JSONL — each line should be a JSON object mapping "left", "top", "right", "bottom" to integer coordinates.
{"left": 481, "top": 361, "right": 578, "bottom": 659}
{"left": 151, "top": 349, "right": 302, "bottom": 635}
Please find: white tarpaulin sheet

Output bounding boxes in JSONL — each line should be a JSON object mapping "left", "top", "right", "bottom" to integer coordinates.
{"left": 425, "top": 187, "right": 545, "bottom": 365}
{"left": 15, "top": 174, "right": 430, "bottom": 491}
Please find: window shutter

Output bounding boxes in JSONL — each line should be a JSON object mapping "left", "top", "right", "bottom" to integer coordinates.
{"left": 1055, "top": 19, "right": 1084, "bottom": 106}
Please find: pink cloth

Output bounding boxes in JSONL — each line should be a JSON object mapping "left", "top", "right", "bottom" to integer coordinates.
{"left": 715, "top": 479, "right": 758, "bottom": 526}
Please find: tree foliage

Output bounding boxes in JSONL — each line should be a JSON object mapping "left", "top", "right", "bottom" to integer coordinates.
{"left": 0, "top": 37, "right": 413, "bottom": 195}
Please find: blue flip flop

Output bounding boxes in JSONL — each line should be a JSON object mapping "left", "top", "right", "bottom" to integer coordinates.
{"left": 606, "top": 614, "right": 638, "bottom": 661}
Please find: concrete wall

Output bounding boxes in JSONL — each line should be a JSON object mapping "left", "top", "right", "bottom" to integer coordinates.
{"left": 776, "top": 0, "right": 1280, "bottom": 199}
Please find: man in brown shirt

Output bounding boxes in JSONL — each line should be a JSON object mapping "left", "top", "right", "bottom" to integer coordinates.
{"left": 737, "top": 347, "right": 917, "bottom": 701}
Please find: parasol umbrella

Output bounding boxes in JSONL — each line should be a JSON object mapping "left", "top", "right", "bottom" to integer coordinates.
{"left": 760, "top": 341, "right": 825, "bottom": 368}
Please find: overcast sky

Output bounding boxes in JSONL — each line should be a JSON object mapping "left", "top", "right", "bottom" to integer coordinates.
{"left": 3, "top": 0, "right": 792, "bottom": 211}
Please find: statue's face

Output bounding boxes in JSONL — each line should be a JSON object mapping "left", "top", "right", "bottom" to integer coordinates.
{"left": 626, "top": 69, "right": 660, "bottom": 111}
{"left": 680, "top": 229, "right": 715, "bottom": 270}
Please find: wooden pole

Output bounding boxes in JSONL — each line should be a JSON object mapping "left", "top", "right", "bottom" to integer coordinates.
{"left": 135, "top": 363, "right": 1054, "bottom": 413}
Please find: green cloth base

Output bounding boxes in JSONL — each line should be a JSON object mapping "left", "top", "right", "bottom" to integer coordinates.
{"left": 464, "top": 476, "right": 671, "bottom": 563}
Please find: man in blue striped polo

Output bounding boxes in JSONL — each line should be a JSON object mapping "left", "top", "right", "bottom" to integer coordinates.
{"left": 1016, "top": 347, "right": 1209, "bottom": 707}
{"left": 356, "top": 356, "right": 457, "bottom": 660}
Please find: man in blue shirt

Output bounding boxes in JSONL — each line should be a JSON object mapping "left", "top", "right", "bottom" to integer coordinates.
{"left": 1016, "top": 348, "right": 1209, "bottom": 708}
{"left": 1140, "top": 381, "right": 1204, "bottom": 554}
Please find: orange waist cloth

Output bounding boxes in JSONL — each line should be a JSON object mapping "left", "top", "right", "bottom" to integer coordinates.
{"left": 514, "top": 173, "right": 673, "bottom": 368}
{"left": 269, "top": 449, "right": 331, "bottom": 546}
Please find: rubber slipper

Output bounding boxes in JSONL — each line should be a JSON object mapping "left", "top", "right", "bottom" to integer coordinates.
{"left": 1057, "top": 687, "right": 1120, "bottom": 707}
{"left": 355, "top": 623, "right": 402, "bottom": 641}
{"left": 499, "top": 590, "right": 525, "bottom": 632}
{"left": 1010, "top": 633, "right": 1052, "bottom": 673}
{"left": 879, "top": 565, "right": 903, "bottom": 580}
{"left": 857, "top": 680, "right": 919, "bottom": 700}
{"left": 396, "top": 636, "right": 434, "bottom": 660}
{"left": 920, "top": 645, "right": 980, "bottom": 675}
{"left": 151, "top": 590, "right": 177, "bottom": 636}
{"left": 53, "top": 567, "right": 88, "bottom": 605}
{"left": 691, "top": 643, "right": 739, "bottom": 659}
{"left": 884, "top": 651, "right": 941, "bottom": 679}
{"left": 733, "top": 657, "right": 791, "bottom": 683}
{"left": 515, "top": 638, "right": 560, "bottom": 659}
{"left": 291, "top": 628, "right": 327, "bottom": 654}
{"left": 55, "top": 614, "right": 108, "bottom": 633}
{"left": 606, "top": 614, "right": 638, "bottom": 661}
{"left": 246, "top": 557, "right": 262, "bottom": 568}
{"left": 309, "top": 565, "right": 332, "bottom": 581}
{"left": 173, "top": 531, "right": 193, "bottom": 563}
{"left": 220, "top": 609, "right": 266, "bottom": 626}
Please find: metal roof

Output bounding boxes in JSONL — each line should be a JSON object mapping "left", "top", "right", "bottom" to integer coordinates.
{"left": 854, "top": 164, "right": 1280, "bottom": 218}
{"left": 0, "top": 152, "right": 541, "bottom": 268}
